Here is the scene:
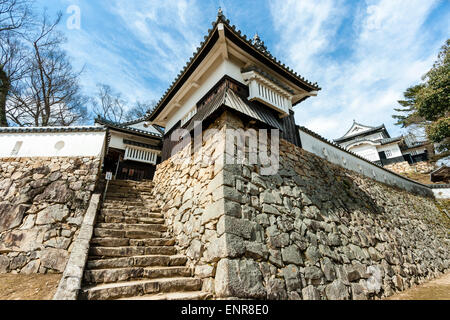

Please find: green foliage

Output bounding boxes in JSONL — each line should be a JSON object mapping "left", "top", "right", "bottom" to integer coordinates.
{"left": 393, "top": 84, "right": 426, "bottom": 127}
{"left": 427, "top": 117, "right": 450, "bottom": 143}
{"left": 393, "top": 39, "right": 450, "bottom": 160}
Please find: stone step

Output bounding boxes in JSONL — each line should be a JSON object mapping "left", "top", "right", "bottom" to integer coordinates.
{"left": 84, "top": 266, "right": 192, "bottom": 284}
{"left": 87, "top": 255, "right": 187, "bottom": 270}
{"left": 130, "top": 238, "right": 175, "bottom": 247}
{"left": 109, "top": 180, "right": 153, "bottom": 186}
{"left": 102, "top": 201, "right": 145, "bottom": 207}
{"left": 108, "top": 186, "right": 151, "bottom": 192}
{"left": 99, "top": 215, "right": 165, "bottom": 225}
{"left": 104, "top": 197, "right": 142, "bottom": 202}
{"left": 89, "top": 246, "right": 177, "bottom": 257}
{"left": 118, "top": 291, "right": 210, "bottom": 300}
{"left": 91, "top": 237, "right": 175, "bottom": 247}
{"left": 99, "top": 210, "right": 163, "bottom": 219}
{"left": 93, "top": 228, "right": 164, "bottom": 239}
{"left": 80, "top": 277, "right": 203, "bottom": 300}
{"left": 105, "top": 191, "right": 141, "bottom": 201}
{"left": 87, "top": 256, "right": 167, "bottom": 269}
{"left": 91, "top": 237, "right": 130, "bottom": 247}
{"left": 96, "top": 223, "right": 167, "bottom": 232}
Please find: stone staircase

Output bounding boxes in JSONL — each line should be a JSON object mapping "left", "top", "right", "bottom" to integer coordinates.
{"left": 79, "top": 180, "right": 207, "bottom": 300}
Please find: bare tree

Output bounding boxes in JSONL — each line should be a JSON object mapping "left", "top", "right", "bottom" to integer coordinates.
{"left": 0, "top": 0, "right": 32, "bottom": 126}
{"left": 0, "top": 35, "right": 29, "bottom": 126}
{"left": 92, "top": 84, "right": 155, "bottom": 123}
{"left": 7, "top": 12, "right": 88, "bottom": 126}
{"left": 125, "top": 100, "right": 155, "bottom": 121}
{"left": 0, "top": 0, "right": 32, "bottom": 33}
{"left": 92, "top": 83, "right": 128, "bottom": 123}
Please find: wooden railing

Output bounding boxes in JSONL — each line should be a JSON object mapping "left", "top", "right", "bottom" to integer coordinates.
{"left": 243, "top": 71, "right": 292, "bottom": 116}
{"left": 124, "top": 146, "right": 158, "bottom": 165}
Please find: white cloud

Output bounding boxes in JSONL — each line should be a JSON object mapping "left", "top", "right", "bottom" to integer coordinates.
{"left": 58, "top": 0, "right": 207, "bottom": 115}
{"left": 64, "top": 30, "right": 159, "bottom": 104}
{"left": 270, "top": 0, "right": 347, "bottom": 77}
{"left": 270, "top": 0, "right": 445, "bottom": 140}
{"left": 109, "top": 0, "right": 205, "bottom": 81}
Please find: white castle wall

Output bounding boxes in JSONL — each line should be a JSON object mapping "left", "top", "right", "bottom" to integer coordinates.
{"left": 299, "top": 128, "right": 433, "bottom": 197}
{"left": 0, "top": 130, "right": 106, "bottom": 158}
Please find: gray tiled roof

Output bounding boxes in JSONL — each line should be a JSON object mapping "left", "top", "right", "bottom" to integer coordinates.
{"left": 0, "top": 126, "right": 106, "bottom": 133}
{"left": 379, "top": 136, "right": 402, "bottom": 145}
{"left": 334, "top": 123, "right": 388, "bottom": 143}
{"left": 185, "top": 85, "right": 283, "bottom": 132}
{"left": 95, "top": 117, "right": 163, "bottom": 138}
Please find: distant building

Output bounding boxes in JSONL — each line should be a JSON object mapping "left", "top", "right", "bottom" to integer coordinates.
{"left": 334, "top": 121, "right": 431, "bottom": 167}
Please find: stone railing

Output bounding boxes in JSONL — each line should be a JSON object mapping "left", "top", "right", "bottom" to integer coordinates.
{"left": 53, "top": 193, "right": 101, "bottom": 300}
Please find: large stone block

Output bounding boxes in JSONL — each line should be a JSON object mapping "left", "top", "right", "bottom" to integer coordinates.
{"left": 282, "top": 264, "right": 302, "bottom": 291}
{"left": 204, "top": 234, "right": 246, "bottom": 262}
{"left": 0, "top": 228, "right": 44, "bottom": 252}
{"left": 0, "top": 255, "right": 10, "bottom": 273}
{"left": 217, "top": 216, "right": 253, "bottom": 240}
{"left": 366, "top": 265, "right": 383, "bottom": 294}
{"left": 215, "top": 258, "right": 266, "bottom": 299}
{"left": 267, "top": 278, "right": 288, "bottom": 300}
{"left": 325, "top": 279, "right": 350, "bottom": 300}
{"left": 40, "top": 248, "right": 69, "bottom": 272}
{"left": 245, "top": 242, "right": 269, "bottom": 260}
{"left": 36, "top": 204, "right": 70, "bottom": 225}
{"left": 201, "top": 198, "right": 241, "bottom": 226}
{"left": 281, "top": 245, "right": 303, "bottom": 265}
{"left": 34, "top": 180, "right": 74, "bottom": 203}
{"left": 0, "top": 203, "right": 28, "bottom": 232}
{"left": 302, "top": 285, "right": 321, "bottom": 300}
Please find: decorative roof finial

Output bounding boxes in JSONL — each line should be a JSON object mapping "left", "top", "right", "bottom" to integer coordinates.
{"left": 252, "top": 32, "right": 268, "bottom": 53}
{"left": 217, "top": 7, "right": 223, "bottom": 18}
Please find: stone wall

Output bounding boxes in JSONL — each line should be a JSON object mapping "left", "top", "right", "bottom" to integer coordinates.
{"left": 385, "top": 161, "right": 435, "bottom": 175}
{"left": 153, "top": 110, "right": 449, "bottom": 300}
{"left": 0, "top": 157, "right": 100, "bottom": 274}
{"left": 152, "top": 112, "right": 230, "bottom": 293}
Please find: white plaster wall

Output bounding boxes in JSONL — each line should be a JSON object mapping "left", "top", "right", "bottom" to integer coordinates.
{"left": 108, "top": 131, "right": 160, "bottom": 152}
{"left": 340, "top": 133, "right": 385, "bottom": 149}
{"left": 0, "top": 131, "right": 106, "bottom": 158}
{"left": 166, "top": 58, "right": 243, "bottom": 131}
{"left": 376, "top": 143, "right": 402, "bottom": 159}
{"left": 109, "top": 134, "right": 125, "bottom": 150}
{"left": 432, "top": 188, "right": 450, "bottom": 199}
{"left": 299, "top": 128, "right": 433, "bottom": 197}
{"left": 348, "top": 144, "right": 380, "bottom": 162}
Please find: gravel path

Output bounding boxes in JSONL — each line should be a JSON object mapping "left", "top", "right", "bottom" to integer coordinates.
{"left": 386, "top": 272, "right": 450, "bottom": 300}
{"left": 0, "top": 274, "right": 61, "bottom": 300}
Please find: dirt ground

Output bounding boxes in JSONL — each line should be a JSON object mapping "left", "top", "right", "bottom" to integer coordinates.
{"left": 0, "top": 272, "right": 448, "bottom": 300}
{"left": 0, "top": 273, "right": 61, "bottom": 300}
{"left": 386, "top": 272, "right": 450, "bottom": 300}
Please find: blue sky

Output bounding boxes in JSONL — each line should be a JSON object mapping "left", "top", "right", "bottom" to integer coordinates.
{"left": 34, "top": 0, "right": 449, "bottom": 140}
